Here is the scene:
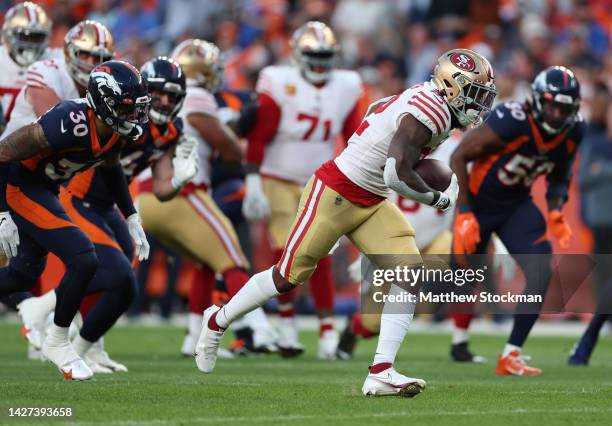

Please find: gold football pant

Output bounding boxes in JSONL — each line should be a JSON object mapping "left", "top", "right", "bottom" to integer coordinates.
{"left": 262, "top": 177, "right": 303, "bottom": 250}
{"left": 139, "top": 189, "right": 249, "bottom": 273}
{"left": 277, "top": 175, "right": 421, "bottom": 285}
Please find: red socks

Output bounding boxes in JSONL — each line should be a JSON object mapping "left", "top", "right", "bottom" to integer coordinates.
{"left": 310, "top": 256, "right": 334, "bottom": 312}
{"left": 452, "top": 313, "right": 474, "bottom": 330}
{"left": 222, "top": 267, "right": 250, "bottom": 297}
{"left": 189, "top": 267, "right": 215, "bottom": 314}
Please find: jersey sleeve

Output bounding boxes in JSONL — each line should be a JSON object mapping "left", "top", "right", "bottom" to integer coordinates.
{"left": 37, "top": 102, "right": 89, "bottom": 152}
{"left": 25, "top": 59, "right": 63, "bottom": 94}
{"left": 485, "top": 102, "right": 529, "bottom": 142}
{"left": 181, "top": 87, "right": 218, "bottom": 118}
{"left": 254, "top": 66, "right": 284, "bottom": 103}
{"left": 405, "top": 89, "right": 451, "bottom": 136}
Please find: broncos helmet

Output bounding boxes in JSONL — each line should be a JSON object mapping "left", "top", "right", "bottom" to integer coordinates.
{"left": 86, "top": 60, "right": 150, "bottom": 140}
{"left": 527, "top": 66, "right": 581, "bottom": 135}
{"left": 140, "top": 56, "right": 186, "bottom": 125}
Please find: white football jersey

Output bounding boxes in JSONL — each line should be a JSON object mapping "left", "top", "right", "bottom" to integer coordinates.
{"left": 179, "top": 82, "right": 219, "bottom": 187}
{"left": 258, "top": 65, "right": 363, "bottom": 185}
{"left": 0, "top": 46, "right": 62, "bottom": 123}
{"left": 389, "top": 133, "right": 460, "bottom": 249}
{"left": 2, "top": 57, "right": 78, "bottom": 138}
{"left": 335, "top": 81, "right": 452, "bottom": 198}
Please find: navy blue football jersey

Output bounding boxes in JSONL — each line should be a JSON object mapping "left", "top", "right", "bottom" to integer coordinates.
{"left": 66, "top": 119, "right": 182, "bottom": 207}
{"left": 11, "top": 99, "right": 125, "bottom": 188}
{"left": 468, "top": 101, "right": 584, "bottom": 208}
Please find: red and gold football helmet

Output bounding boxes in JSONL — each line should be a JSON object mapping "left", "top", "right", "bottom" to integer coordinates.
{"left": 433, "top": 49, "right": 496, "bottom": 127}
{"left": 291, "top": 21, "right": 339, "bottom": 85}
{"left": 1, "top": 2, "right": 52, "bottom": 66}
{"left": 64, "top": 20, "right": 115, "bottom": 88}
{"left": 171, "top": 39, "right": 223, "bottom": 92}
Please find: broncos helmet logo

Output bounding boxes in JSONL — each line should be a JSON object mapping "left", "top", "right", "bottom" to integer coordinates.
{"left": 90, "top": 70, "right": 122, "bottom": 97}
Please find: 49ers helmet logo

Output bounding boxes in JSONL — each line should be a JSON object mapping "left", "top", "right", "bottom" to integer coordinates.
{"left": 450, "top": 53, "right": 476, "bottom": 72}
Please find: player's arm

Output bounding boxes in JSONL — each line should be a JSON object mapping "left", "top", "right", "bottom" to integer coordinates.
{"left": 150, "top": 149, "right": 178, "bottom": 201}
{"left": 151, "top": 134, "right": 199, "bottom": 202}
{"left": 242, "top": 92, "right": 282, "bottom": 221}
{"left": 0, "top": 123, "right": 50, "bottom": 256}
{"left": 99, "top": 154, "right": 150, "bottom": 260}
{"left": 449, "top": 125, "right": 506, "bottom": 208}
{"left": 187, "top": 112, "right": 243, "bottom": 165}
{"left": 384, "top": 113, "right": 456, "bottom": 210}
{"left": 0, "top": 123, "right": 50, "bottom": 205}
{"left": 25, "top": 85, "right": 62, "bottom": 117}
{"left": 99, "top": 153, "right": 138, "bottom": 219}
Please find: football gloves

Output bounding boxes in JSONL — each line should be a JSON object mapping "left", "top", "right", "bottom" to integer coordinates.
{"left": 0, "top": 211, "right": 19, "bottom": 258}
{"left": 547, "top": 210, "right": 572, "bottom": 248}
{"left": 127, "top": 213, "right": 150, "bottom": 261}
{"left": 453, "top": 210, "right": 481, "bottom": 254}
{"left": 242, "top": 173, "right": 270, "bottom": 222}
{"left": 432, "top": 174, "right": 459, "bottom": 212}
{"left": 171, "top": 135, "right": 199, "bottom": 190}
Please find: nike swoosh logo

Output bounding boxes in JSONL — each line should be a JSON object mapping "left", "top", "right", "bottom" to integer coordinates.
{"left": 61, "top": 369, "right": 73, "bottom": 380}
{"left": 60, "top": 120, "right": 67, "bottom": 134}
{"left": 496, "top": 110, "right": 504, "bottom": 119}
{"left": 0, "top": 218, "right": 5, "bottom": 226}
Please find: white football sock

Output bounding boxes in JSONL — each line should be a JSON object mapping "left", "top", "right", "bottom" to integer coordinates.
{"left": 372, "top": 284, "right": 415, "bottom": 365}
{"left": 242, "top": 307, "right": 273, "bottom": 331}
{"left": 502, "top": 343, "right": 521, "bottom": 358}
{"left": 216, "top": 267, "right": 279, "bottom": 329}
{"left": 46, "top": 324, "right": 69, "bottom": 345}
{"left": 73, "top": 334, "right": 94, "bottom": 357}
{"left": 452, "top": 327, "right": 469, "bottom": 345}
{"left": 188, "top": 313, "right": 203, "bottom": 337}
{"left": 40, "top": 289, "right": 57, "bottom": 311}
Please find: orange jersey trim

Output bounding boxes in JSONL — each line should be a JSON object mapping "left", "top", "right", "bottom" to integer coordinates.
{"left": 469, "top": 135, "right": 530, "bottom": 195}
{"left": 6, "top": 184, "right": 76, "bottom": 230}
{"left": 59, "top": 189, "right": 120, "bottom": 250}
{"left": 66, "top": 168, "right": 96, "bottom": 199}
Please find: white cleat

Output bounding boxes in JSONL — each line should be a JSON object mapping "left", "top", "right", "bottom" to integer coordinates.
{"left": 252, "top": 326, "right": 279, "bottom": 353}
{"left": 84, "top": 360, "right": 113, "bottom": 374}
{"left": 42, "top": 338, "right": 93, "bottom": 381}
{"left": 362, "top": 366, "right": 426, "bottom": 398}
{"left": 218, "top": 347, "right": 235, "bottom": 359}
{"left": 27, "top": 342, "right": 45, "bottom": 361}
{"left": 195, "top": 305, "right": 225, "bottom": 373}
{"left": 181, "top": 332, "right": 197, "bottom": 357}
{"left": 277, "top": 317, "right": 304, "bottom": 358}
{"left": 318, "top": 329, "right": 339, "bottom": 360}
{"left": 85, "top": 338, "right": 128, "bottom": 373}
{"left": 17, "top": 296, "right": 56, "bottom": 348}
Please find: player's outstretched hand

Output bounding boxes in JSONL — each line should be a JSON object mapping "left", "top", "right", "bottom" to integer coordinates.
{"left": 0, "top": 211, "right": 19, "bottom": 258}
{"left": 453, "top": 209, "right": 481, "bottom": 254}
{"left": 242, "top": 173, "right": 270, "bottom": 222}
{"left": 127, "top": 213, "right": 150, "bottom": 261}
{"left": 547, "top": 210, "right": 572, "bottom": 248}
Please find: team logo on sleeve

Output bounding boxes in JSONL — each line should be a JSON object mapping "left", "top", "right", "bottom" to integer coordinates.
{"left": 450, "top": 53, "right": 476, "bottom": 72}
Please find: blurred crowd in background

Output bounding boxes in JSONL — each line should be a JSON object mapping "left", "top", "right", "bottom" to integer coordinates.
{"left": 1, "top": 0, "right": 611, "bottom": 320}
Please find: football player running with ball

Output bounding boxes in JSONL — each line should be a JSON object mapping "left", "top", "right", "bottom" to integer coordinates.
{"left": 0, "top": 61, "right": 151, "bottom": 380}
{"left": 242, "top": 21, "right": 364, "bottom": 359}
{"left": 450, "top": 66, "right": 583, "bottom": 375}
{"left": 195, "top": 49, "right": 496, "bottom": 397}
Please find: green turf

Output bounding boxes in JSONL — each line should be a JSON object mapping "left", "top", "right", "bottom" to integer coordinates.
{"left": 0, "top": 323, "right": 611, "bottom": 426}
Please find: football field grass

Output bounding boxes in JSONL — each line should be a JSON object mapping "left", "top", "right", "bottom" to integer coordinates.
{"left": 1, "top": 323, "right": 611, "bottom": 426}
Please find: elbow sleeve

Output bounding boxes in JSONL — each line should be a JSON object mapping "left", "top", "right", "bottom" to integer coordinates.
{"left": 383, "top": 157, "right": 434, "bottom": 205}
